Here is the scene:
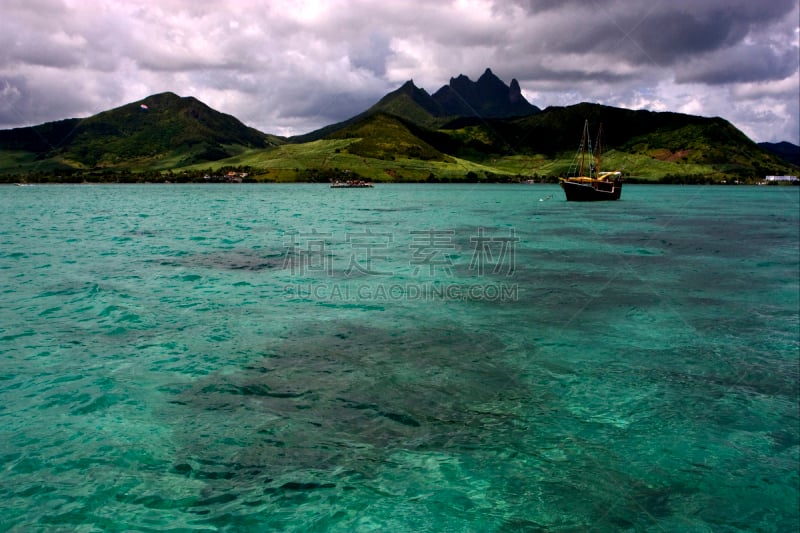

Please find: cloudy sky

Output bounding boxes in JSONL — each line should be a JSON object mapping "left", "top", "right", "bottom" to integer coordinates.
{"left": 1, "top": 0, "right": 798, "bottom": 143}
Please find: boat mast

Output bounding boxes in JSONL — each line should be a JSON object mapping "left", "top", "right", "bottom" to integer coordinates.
{"left": 579, "top": 120, "right": 589, "bottom": 177}
{"left": 595, "top": 123, "right": 603, "bottom": 178}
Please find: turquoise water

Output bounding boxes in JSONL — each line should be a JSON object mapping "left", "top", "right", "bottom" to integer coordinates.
{"left": 1, "top": 183, "right": 797, "bottom": 531}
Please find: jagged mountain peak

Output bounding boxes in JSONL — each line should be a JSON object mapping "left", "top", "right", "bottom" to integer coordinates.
{"left": 304, "top": 69, "right": 541, "bottom": 141}
{"left": 369, "top": 79, "right": 443, "bottom": 124}
{"left": 509, "top": 78, "right": 524, "bottom": 104}
{"left": 433, "top": 68, "right": 540, "bottom": 118}
{"left": 477, "top": 67, "right": 500, "bottom": 83}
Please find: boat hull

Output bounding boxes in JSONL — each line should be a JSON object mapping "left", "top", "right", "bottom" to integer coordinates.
{"left": 331, "top": 180, "right": 373, "bottom": 188}
{"left": 560, "top": 178, "right": 622, "bottom": 201}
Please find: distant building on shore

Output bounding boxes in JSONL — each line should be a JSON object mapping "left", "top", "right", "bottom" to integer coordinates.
{"left": 761, "top": 175, "right": 799, "bottom": 185}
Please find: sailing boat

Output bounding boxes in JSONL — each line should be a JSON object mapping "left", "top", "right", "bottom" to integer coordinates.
{"left": 559, "top": 120, "right": 622, "bottom": 201}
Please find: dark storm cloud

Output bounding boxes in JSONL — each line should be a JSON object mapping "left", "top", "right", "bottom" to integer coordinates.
{"left": 0, "top": 75, "right": 98, "bottom": 128}
{"left": 349, "top": 32, "right": 393, "bottom": 77}
{"left": 620, "top": 0, "right": 796, "bottom": 67}
{"left": 677, "top": 44, "right": 800, "bottom": 85}
{"left": 505, "top": 0, "right": 796, "bottom": 68}
{"left": 277, "top": 91, "right": 378, "bottom": 126}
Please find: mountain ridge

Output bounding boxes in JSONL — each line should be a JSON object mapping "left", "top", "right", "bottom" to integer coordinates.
{"left": 433, "top": 68, "right": 540, "bottom": 118}
{"left": 0, "top": 91, "right": 282, "bottom": 171}
{"left": 758, "top": 141, "right": 800, "bottom": 167}
{"left": 0, "top": 70, "right": 797, "bottom": 182}
{"left": 291, "top": 69, "right": 540, "bottom": 142}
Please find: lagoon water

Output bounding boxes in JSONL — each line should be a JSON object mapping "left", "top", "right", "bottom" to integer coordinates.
{"left": 1, "top": 183, "right": 798, "bottom": 531}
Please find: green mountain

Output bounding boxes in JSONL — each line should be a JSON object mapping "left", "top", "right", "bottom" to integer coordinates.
{"left": 286, "top": 72, "right": 794, "bottom": 182}
{"left": 0, "top": 71, "right": 797, "bottom": 183}
{"left": 299, "top": 99, "right": 795, "bottom": 182}
{"left": 288, "top": 80, "right": 446, "bottom": 143}
{"left": 369, "top": 81, "right": 447, "bottom": 128}
{"left": 292, "top": 69, "right": 540, "bottom": 143}
{"left": 0, "top": 92, "right": 283, "bottom": 174}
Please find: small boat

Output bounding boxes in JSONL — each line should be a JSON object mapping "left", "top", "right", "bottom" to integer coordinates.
{"left": 331, "top": 179, "right": 373, "bottom": 188}
{"left": 559, "top": 120, "right": 622, "bottom": 201}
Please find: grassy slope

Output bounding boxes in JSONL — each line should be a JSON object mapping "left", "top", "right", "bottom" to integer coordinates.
{"left": 185, "top": 138, "right": 505, "bottom": 182}
{"left": 182, "top": 113, "right": 516, "bottom": 182}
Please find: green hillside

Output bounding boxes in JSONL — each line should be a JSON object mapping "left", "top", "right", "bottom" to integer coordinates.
{"left": 0, "top": 92, "right": 283, "bottom": 175}
{"left": 426, "top": 103, "right": 797, "bottom": 181}
{"left": 327, "top": 113, "right": 451, "bottom": 162}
